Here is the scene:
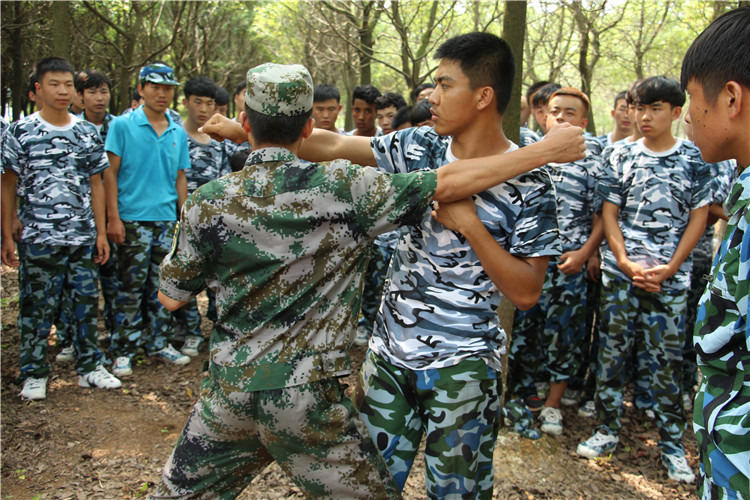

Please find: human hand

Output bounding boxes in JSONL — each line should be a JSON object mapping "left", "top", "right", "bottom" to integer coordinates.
{"left": 199, "top": 113, "right": 247, "bottom": 144}
{"left": 541, "top": 123, "right": 586, "bottom": 164}
{"left": 431, "top": 196, "right": 478, "bottom": 234}
{"left": 632, "top": 264, "right": 675, "bottom": 293}
{"left": 558, "top": 248, "right": 587, "bottom": 275}
{"left": 94, "top": 234, "right": 110, "bottom": 265}
{"left": 107, "top": 217, "right": 126, "bottom": 245}
{"left": 1, "top": 239, "right": 19, "bottom": 268}
{"left": 586, "top": 253, "right": 600, "bottom": 282}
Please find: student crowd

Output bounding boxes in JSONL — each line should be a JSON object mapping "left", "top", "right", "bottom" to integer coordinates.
{"left": 2, "top": 7, "right": 749, "bottom": 499}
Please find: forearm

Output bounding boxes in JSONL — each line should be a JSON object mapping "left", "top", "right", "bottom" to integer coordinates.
{"left": 602, "top": 202, "right": 628, "bottom": 265}
{"left": 1, "top": 172, "right": 18, "bottom": 241}
{"left": 299, "top": 129, "right": 376, "bottom": 166}
{"left": 176, "top": 171, "right": 187, "bottom": 213}
{"left": 89, "top": 175, "right": 107, "bottom": 237}
{"left": 668, "top": 205, "right": 710, "bottom": 273}
{"left": 460, "top": 218, "right": 547, "bottom": 310}
{"left": 433, "top": 123, "right": 584, "bottom": 202}
{"left": 579, "top": 215, "right": 605, "bottom": 261}
{"left": 158, "top": 290, "right": 189, "bottom": 311}
{"left": 103, "top": 156, "right": 121, "bottom": 222}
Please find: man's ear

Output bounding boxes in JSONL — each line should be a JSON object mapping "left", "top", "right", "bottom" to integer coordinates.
{"left": 726, "top": 81, "right": 745, "bottom": 120}
{"left": 581, "top": 117, "right": 589, "bottom": 129}
{"left": 182, "top": 98, "right": 188, "bottom": 109}
{"left": 240, "top": 111, "right": 250, "bottom": 133}
{"left": 301, "top": 117, "right": 315, "bottom": 139}
{"left": 476, "top": 86, "right": 495, "bottom": 111}
{"left": 671, "top": 106, "right": 683, "bottom": 121}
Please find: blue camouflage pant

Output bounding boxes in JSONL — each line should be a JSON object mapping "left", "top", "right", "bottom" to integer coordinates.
{"left": 109, "top": 221, "right": 175, "bottom": 358}
{"left": 151, "top": 372, "right": 400, "bottom": 499}
{"left": 683, "top": 256, "right": 710, "bottom": 397}
{"left": 356, "top": 350, "right": 500, "bottom": 499}
{"left": 99, "top": 243, "right": 119, "bottom": 334}
{"left": 358, "top": 243, "right": 394, "bottom": 335}
{"left": 508, "top": 262, "right": 588, "bottom": 397}
{"left": 595, "top": 272, "right": 687, "bottom": 454}
{"left": 172, "top": 299, "right": 202, "bottom": 338}
{"left": 17, "top": 243, "right": 104, "bottom": 379}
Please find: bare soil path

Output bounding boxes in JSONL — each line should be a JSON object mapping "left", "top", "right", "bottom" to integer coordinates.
{"left": 1, "top": 265, "right": 697, "bottom": 499}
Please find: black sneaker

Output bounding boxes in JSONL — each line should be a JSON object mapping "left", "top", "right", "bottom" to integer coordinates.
{"left": 524, "top": 395, "right": 545, "bottom": 411}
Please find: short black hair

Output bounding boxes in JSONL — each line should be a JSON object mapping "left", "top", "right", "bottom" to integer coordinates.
{"left": 234, "top": 81, "right": 247, "bottom": 97}
{"left": 391, "top": 105, "right": 412, "bottom": 130}
{"left": 214, "top": 87, "right": 230, "bottom": 106}
{"left": 526, "top": 81, "right": 551, "bottom": 103}
{"left": 613, "top": 91, "right": 628, "bottom": 108}
{"left": 374, "top": 92, "right": 407, "bottom": 111}
{"left": 681, "top": 6, "right": 750, "bottom": 103}
{"left": 434, "top": 32, "right": 515, "bottom": 115}
{"left": 412, "top": 83, "right": 434, "bottom": 102}
{"left": 352, "top": 85, "right": 381, "bottom": 105}
{"left": 626, "top": 80, "right": 644, "bottom": 106}
{"left": 410, "top": 99, "right": 432, "bottom": 124}
{"left": 245, "top": 104, "right": 312, "bottom": 145}
{"left": 184, "top": 76, "right": 217, "bottom": 100}
{"left": 75, "top": 70, "right": 112, "bottom": 93}
{"left": 530, "top": 83, "right": 560, "bottom": 108}
{"left": 131, "top": 88, "right": 141, "bottom": 102}
{"left": 35, "top": 57, "right": 75, "bottom": 84}
{"left": 314, "top": 84, "right": 340, "bottom": 103}
{"left": 635, "top": 76, "right": 685, "bottom": 108}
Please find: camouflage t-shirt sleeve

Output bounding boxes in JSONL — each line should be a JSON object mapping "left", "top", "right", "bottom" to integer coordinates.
{"left": 690, "top": 156, "right": 713, "bottom": 211}
{"left": 2, "top": 123, "right": 26, "bottom": 177}
{"left": 82, "top": 123, "right": 109, "bottom": 177}
{"left": 598, "top": 146, "right": 624, "bottom": 208}
{"left": 159, "top": 198, "right": 208, "bottom": 302}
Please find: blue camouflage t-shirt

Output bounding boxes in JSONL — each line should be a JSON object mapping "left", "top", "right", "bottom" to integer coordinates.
{"left": 598, "top": 138, "right": 712, "bottom": 290}
{"left": 2, "top": 113, "right": 109, "bottom": 246}
{"left": 546, "top": 149, "right": 602, "bottom": 252}
{"left": 185, "top": 136, "right": 235, "bottom": 195}
{"left": 692, "top": 159, "right": 736, "bottom": 262}
{"left": 369, "top": 126, "right": 561, "bottom": 371}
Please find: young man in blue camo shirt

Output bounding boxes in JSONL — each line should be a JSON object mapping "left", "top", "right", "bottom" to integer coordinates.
{"left": 508, "top": 87, "right": 604, "bottom": 437}
{"left": 1, "top": 57, "right": 121, "bottom": 400}
{"left": 681, "top": 7, "right": 750, "bottom": 498}
{"left": 577, "top": 76, "right": 715, "bottom": 484}
{"left": 297, "top": 32, "right": 588, "bottom": 499}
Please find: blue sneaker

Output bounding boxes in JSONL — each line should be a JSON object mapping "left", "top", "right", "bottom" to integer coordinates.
{"left": 576, "top": 431, "right": 618, "bottom": 458}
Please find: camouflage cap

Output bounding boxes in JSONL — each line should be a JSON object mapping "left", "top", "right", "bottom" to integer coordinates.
{"left": 245, "top": 63, "right": 313, "bottom": 116}
{"left": 139, "top": 63, "right": 180, "bottom": 86}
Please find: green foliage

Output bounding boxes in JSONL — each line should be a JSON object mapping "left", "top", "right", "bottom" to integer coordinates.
{"left": 0, "top": 0, "right": 734, "bottom": 131}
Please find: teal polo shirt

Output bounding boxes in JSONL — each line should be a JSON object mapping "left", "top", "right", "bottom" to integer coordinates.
{"left": 105, "top": 106, "right": 189, "bottom": 221}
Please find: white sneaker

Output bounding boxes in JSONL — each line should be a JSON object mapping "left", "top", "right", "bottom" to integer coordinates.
{"left": 661, "top": 450, "right": 696, "bottom": 483}
{"left": 645, "top": 408, "right": 656, "bottom": 419}
{"left": 539, "top": 406, "right": 563, "bottom": 436}
{"left": 576, "top": 430, "right": 619, "bottom": 458}
{"left": 56, "top": 346, "right": 75, "bottom": 363}
{"left": 577, "top": 400, "right": 596, "bottom": 418}
{"left": 112, "top": 356, "right": 133, "bottom": 377}
{"left": 682, "top": 393, "right": 693, "bottom": 412}
{"left": 151, "top": 344, "right": 191, "bottom": 365}
{"left": 79, "top": 365, "right": 122, "bottom": 389}
{"left": 181, "top": 336, "right": 202, "bottom": 357}
{"left": 20, "top": 377, "right": 48, "bottom": 400}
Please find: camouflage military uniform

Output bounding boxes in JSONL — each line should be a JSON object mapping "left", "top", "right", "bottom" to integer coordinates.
{"left": 153, "top": 143, "right": 436, "bottom": 498}
{"left": 596, "top": 138, "right": 712, "bottom": 454}
{"left": 2, "top": 113, "right": 109, "bottom": 379}
{"left": 509, "top": 150, "right": 601, "bottom": 398}
{"left": 358, "top": 126, "right": 560, "bottom": 499}
{"left": 693, "top": 167, "right": 750, "bottom": 499}
{"left": 682, "top": 160, "right": 735, "bottom": 397}
{"left": 172, "top": 135, "right": 235, "bottom": 342}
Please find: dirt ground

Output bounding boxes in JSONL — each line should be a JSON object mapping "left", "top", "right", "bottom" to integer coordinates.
{"left": 1, "top": 264, "right": 699, "bottom": 499}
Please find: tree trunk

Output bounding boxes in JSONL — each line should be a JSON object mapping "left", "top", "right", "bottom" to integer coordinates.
{"left": 502, "top": 0, "right": 525, "bottom": 146}
{"left": 52, "top": 2, "right": 71, "bottom": 59}
{"left": 9, "top": 2, "right": 26, "bottom": 120}
{"left": 500, "top": 0, "right": 526, "bottom": 407}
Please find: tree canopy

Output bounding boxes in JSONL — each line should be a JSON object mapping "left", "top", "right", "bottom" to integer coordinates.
{"left": 1, "top": 0, "right": 744, "bottom": 134}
